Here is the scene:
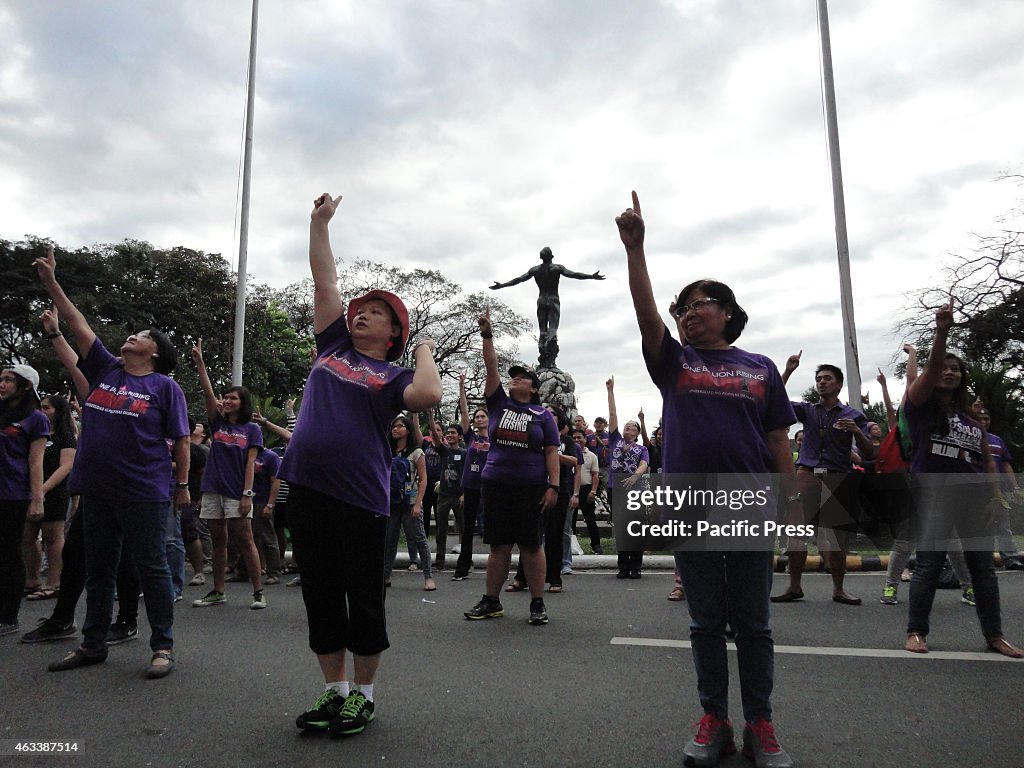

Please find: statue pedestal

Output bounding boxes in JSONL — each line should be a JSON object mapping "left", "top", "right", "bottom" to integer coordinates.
{"left": 537, "top": 367, "right": 578, "bottom": 420}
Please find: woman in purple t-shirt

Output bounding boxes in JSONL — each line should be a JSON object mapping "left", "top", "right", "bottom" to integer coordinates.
{"left": 0, "top": 364, "right": 49, "bottom": 636}
{"left": 35, "top": 246, "right": 189, "bottom": 679}
{"left": 902, "top": 299, "right": 1022, "bottom": 658}
{"left": 618, "top": 192, "right": 797, "bottom": 766}
{"left": 606, "top": 376, "right": 650, "bottom": 579}
{"left": 451, "top": 369, "right": 490, "bottom": 580}
{"left": 285, "top": 193, "right": 441, "bottom": 738}
{"left": 463, "top": 306, "right": 560, "bottom": 627}
{"left": 191, "top": 340, "right": 266, "bottom": 610}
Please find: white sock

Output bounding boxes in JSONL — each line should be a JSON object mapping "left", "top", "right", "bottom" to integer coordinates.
{"left": 358, "top": 683, "right": 374, "bottom": 702}
{"left": 326, "top": 681, "right": 350, "bottom": 697}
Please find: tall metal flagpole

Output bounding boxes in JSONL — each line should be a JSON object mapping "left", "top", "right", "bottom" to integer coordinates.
{"left": 232, "top": 0, "right": 259, "bottom": 386}
{"left": 817, "top": 0, "right": 862, "bottom": 409}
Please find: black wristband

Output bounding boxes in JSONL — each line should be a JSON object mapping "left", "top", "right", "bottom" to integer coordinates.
{"left": 45, "top": 330, "right": 63, "bottom": 340}
{"left": 546, "top": 483, "right": 559, "bottom": 493}
{"left": 480, "top": 332, "right": 493, "bottom": 339}
{"left": 175, "top": 482, "right": 188, "bottom": 489}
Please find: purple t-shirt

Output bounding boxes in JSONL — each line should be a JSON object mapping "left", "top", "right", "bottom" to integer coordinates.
{"left": 589, "top": 431, "right": 611, "bottom": 467}
{"left": 252, "top": 448, "right": 281, "bottom": 505}
{"left": 481, "top": 386, "right": 559, "bottom": 486}
{"left": 70, "top": 339, "right": 189, "bottom": 501}
{"left": 608, "top": 429, "right": 650, "bottom": 489}
{"left": 0, "top": 409, "right": 50, "bottom": 501}
{"left": 201, "top": 415, "right": 264, "bottom": 498}
{"left": 904, "top": 397, "right": 985, "bottom": 475}
{"left": 792, "top": 401, "right": 870, "bottom": 472}
{"left": 644, "top": 329, "right": 796, "bottom": 473}
{"left": 279, "top": 315, "right": 414, "bottom": 516}
{"left": 461, "top": 430, "right": 490, "bottom": 491}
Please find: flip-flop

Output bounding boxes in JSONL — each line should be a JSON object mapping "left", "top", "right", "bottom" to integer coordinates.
{"left": 770, "top": 590, "right": 804, "bottom": 603}
{"left": 832, "top": 594, "right": 862, "bottom": 606}
{"left": 505, "top": 581, "right": 526, "bottom": 592}
{"left": 987, "top": 637, "right": 1024, "bottom": 659}
{"left": 547, "top": 585, "right": 562, "bottom": 593}
{"left": 667, "top": 586, "right": 685, "bottom": 602}
{"left": 27, "top": 586, "right": 59, "bottom": 601}
{"left": 905, "top": 633, "right": 928, "bottom": 654}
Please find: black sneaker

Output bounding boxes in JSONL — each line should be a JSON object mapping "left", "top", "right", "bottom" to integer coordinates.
{"left": 528, "top": 599, "right": 549, "bottom": 626}
{"left": 295, "top": 689, "right": 345, "bottom": 731}
{"left": 329, "top": 690, "right": 375, "bottom": 736}
{"left": 48, "top": 646, "right": 108, "bottom": 672}
{"left": 105, "top": 619, "right": 138, "bottom": 645}
{"left": 20, "top": 618, "right": 77, "bottom": 643}
{"left": 450, "top": 572, "right": 469, "bottom": 581}
{"left": 464, "top": 596, "right": 503, "bottom": 620}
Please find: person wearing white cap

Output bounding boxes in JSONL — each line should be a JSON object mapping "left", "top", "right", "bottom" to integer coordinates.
{"left": 0, "top": 362, "right": 50, "bottom": 637}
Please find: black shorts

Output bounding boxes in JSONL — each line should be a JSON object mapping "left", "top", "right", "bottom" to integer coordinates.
{"left": 287, "top": 483, "right": 389, "bottom": 657}
{"left": 481, "top": 480, "right": 545, "bottom": 548}
{"left": 272, "top": 500, "right": 289, "bottom": 530}
{"left": 42, "top": 494, "right": 69, "bottom": 523}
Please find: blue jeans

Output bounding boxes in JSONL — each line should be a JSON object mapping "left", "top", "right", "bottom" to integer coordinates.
{"left": 81, "top": 496, "right": 174, "bottom": 652}
{"left": 675, "top": 550, "right": 775, "bottom": 723}
{"left": 384, "top": 504, "right": 431, "bottom": 581}
{"left": 166, "top": 506, "right": 186, "bottom": 597}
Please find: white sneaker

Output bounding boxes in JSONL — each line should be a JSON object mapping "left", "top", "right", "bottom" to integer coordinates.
{"left": 188, "top": 573, "right": 206, "bottom": 586}
{"left": 408, "top": 563, "right": 420, "bottom": 572}
{"left": 251, "top": 590, "right": 267, "bottom": 610}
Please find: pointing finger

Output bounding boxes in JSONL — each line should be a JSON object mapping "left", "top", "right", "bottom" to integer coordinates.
{"left": 631, "top": 190, "right": 641, "bottom": 217}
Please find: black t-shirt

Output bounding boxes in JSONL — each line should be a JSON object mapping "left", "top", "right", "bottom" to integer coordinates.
{"left": 43, "top": 429, "right": 77, "bottom": 504}
{"left": 188, "top": 442, "right": 209, "bottom": 498}
{"left": 436, "top": 443, "right": 467, "bottom": 496}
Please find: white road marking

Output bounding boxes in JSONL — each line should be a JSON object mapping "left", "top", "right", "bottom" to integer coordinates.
{"left": 610, "top": 636, "right": 1019, "bottom": 662}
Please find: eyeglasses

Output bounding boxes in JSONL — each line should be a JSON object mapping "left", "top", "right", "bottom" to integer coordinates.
{"left": 673, "top": 297, "right": 719, "bottom": 317}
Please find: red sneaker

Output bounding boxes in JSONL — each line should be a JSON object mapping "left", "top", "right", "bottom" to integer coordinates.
{"left": 683, "top": 712, "right": 735, "bottom": 767}
{"left": 742, "top": 717, "right": 793, "bottom": 768}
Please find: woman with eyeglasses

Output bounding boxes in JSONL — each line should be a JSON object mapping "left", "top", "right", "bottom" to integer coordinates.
{"left": 34, "top": 247, "right": 189, "bottom": 679}
{"left": 617, "top": 192, "right": 796, "bottom": 768}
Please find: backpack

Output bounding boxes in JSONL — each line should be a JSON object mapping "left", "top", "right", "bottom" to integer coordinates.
{"left": 390, "top": 452, "right": 413, "bottom": 509}
{"left": 876, "top": 425, "right": 908, "bottom": 474}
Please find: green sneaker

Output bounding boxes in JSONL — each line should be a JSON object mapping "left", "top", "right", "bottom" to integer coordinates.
{"left": 961, "top": 587, "right": 976, "bottom": 606}
{"left": 879, "top": 585, "right": 898, "bottom": 605}
{"left": 295, "top": 689, "right": 344, "bottom": 731}
{"left": 191, "top": 590, "right": 226, "bottom": 608}
{"left": 329, "top": 690, "right": 375, "bottom": 736}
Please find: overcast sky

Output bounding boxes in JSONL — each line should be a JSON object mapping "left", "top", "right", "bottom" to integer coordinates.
{"left": 3, "top": 1, "right": 1023, "bottom": 427}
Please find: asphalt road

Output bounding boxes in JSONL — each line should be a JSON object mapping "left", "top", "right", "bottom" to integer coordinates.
{"left": 2, "top": 567, "right": 1023, "bottom": 768}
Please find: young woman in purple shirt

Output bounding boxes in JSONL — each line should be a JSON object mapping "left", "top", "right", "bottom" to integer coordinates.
{"left": 34, "top": 247, "right": 189, "bottom": 679}
{"left": 451, "top": 371, "right": 490, "bottom": 581}
{"left": 902, "top": 299, "right": 1022, "bottom": 658}
{"left": 0, "top": 364, "right": 49, "bottom": 637}
{"left": 285, "top": 193, "right": 441, "bottom": 738}
{"left": 463, "top": 306, "right": 560, "bottom": 627}
{"left": 618, "top": 192, "right": 796, "bottom": 768}
{"left": 191, "top": 340, "right": 266, "bottom": 610}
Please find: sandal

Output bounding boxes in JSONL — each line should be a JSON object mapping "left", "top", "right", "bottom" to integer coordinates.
{"left": 27, "top": 586, "right": 59, "bottom": 601}
{"left": 667, "top": 585, "right": 685, "bottom": 602}
{"left": 547, "top": 585, "right": 562, "bottom": 593}
{"left": 905, "top": 633, "right": 928, "bottom": 654}
{"left": 987, "top": 636, "right": 1024, "bottom": 659}
{"left": 770, "top": 590, "right": 804, "bottom": 603}
{"left": 23, "top": 584, "right": 42, "bottom": 597}
{"left": 423, "top": 578, "right": 437, "bottom": 592}
{"left": 146, "top": 650, "right": 175, "bottom": 679}
{"left": 505, "top": 580, "right": 526, "bottom": 592}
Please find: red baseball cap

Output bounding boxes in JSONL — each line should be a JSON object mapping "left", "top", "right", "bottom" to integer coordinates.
{"left": 347, "top": 290, "right": 410, "bottom": 362}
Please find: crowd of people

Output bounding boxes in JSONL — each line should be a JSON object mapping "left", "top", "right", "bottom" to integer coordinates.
{"left": 1, "top": 191, "right": 1021, "bottom": 768}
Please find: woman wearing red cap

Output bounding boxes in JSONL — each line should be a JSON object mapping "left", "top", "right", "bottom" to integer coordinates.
{"left": 284, "top": 193, "right": 442, "bottom": 738}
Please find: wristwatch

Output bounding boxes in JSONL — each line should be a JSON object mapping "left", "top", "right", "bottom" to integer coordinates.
{"left": 175, "top": 482, "right": 188, "bottom": 489}
{"left": 787, "top": 493, "right": 802, "bottom": 502}
{"left": 242, "top": 489, "right": 255, "bottom": 497}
